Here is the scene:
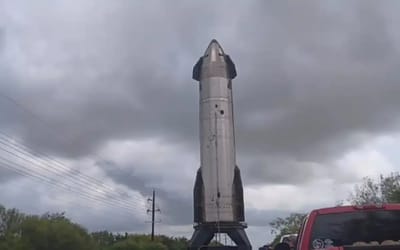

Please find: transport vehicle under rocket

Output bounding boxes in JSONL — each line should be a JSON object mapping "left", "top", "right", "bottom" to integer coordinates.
{"left": 189, "top": 40, "right": 251, "bottom": 250}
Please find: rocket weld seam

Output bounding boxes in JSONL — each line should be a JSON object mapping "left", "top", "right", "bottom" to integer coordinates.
{"left": 200, "top": 117, "right": 232, "bottom": 120}
{"left": 214, "top": 111, "right": 221, "bottom": 236}
{"left": 200, "top": 97, "right": 229, "bottom": 103}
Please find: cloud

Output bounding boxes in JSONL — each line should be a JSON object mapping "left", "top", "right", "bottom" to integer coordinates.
{"left": 0, "top": 173, "right": 148, "bottom": 232}
{"left": 1, "top": 0, "right": 399, "bottom": 169}
{"left": 0, "top": 167, "right": 19, "bottom": 182}
{"left": 0, "top": 28, "right": 4, "bottom": 54}
{"left": 1, "top": 0, "right": 400, "bottom": 247}
{"left": 95, "top": 139, "right": 197, "bottom": 225}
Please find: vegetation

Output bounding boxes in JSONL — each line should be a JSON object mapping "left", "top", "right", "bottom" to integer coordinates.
{"left": 0, "top": 204, "right": 188, "bottom": 250}
{"left": 268, "top": 213, "right": 306, "bottom": 246}
{"left": 348, "top": 172, "right": 400, "bottom": 205}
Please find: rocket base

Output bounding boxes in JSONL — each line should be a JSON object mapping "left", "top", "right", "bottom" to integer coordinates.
{"left": 188, "top": 222, "right": 251, "bottom": 250}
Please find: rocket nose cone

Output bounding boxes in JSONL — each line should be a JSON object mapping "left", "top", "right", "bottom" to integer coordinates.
{"left": 204, "top": 39, "right": 225, "bottom": 62}
{"left": 192, "top": 39, "right": 237, "bottom": 81}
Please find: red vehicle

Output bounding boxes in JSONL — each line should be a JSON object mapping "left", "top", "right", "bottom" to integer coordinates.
{"left": 296, "top": 204, "right": 400, "bottom": 250}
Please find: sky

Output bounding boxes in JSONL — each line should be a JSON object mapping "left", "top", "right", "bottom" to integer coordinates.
{"left": 1, "top": 0, "right": 400, "bottom": 247}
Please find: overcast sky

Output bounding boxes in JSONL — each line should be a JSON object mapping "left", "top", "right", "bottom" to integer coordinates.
{"left": 1, "top": 0, "right": 400, "bottom": 247}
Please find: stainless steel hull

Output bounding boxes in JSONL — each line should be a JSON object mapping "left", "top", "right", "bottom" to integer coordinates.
{"left": 189, "top": 40, "right": 251, "bottom": 250}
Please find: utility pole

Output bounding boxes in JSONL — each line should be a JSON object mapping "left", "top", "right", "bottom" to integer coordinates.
{"left": 151, "top": 189, "right": 155, "bottom": 241}
{"left": 147, "top": 189, "right": 160, "bottom": 241}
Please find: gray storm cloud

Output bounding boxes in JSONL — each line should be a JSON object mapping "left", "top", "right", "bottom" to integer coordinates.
{"left": 1, "top": 1, "right": 400, "bottom": 245}
{"left": 1, "top": 1, "right": 399, "bottom": 163}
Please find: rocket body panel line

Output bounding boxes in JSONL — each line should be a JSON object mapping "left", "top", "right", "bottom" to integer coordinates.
{"left": 201, "top": 97, "right": 229, "bottom": 103}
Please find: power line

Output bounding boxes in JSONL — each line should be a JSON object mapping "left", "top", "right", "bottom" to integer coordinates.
{"left": 0, "top": 91, "right": 47, "bottom": 123}
{"left": 0, "top": 131, "right": 145, "bottom": 203}
{"left": 0, "top": 91, "right": 146, "bottom": 203}
{"left": 0, "top": 142, "right": 145, "bottom": 209}
{"left": 0, "top": 134, "right": 145, "bottom": 206}
{"left": 0, "top": 151, "right": 144, "bottom": 213}
{"left": 0, "top": 157, "right": 143, "bottom": 214}
{"left": 0, "top": 157, "right": 145, "bottom": 215}
{"left": 0, "top": 164, "right": 144, "bottom": 222}
{"left": 0, "top": 89, "right": 151, "bottom": 224}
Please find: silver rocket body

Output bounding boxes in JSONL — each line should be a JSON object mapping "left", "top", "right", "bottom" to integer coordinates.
{"left": 189, "top": 40, "right": 251, "bottom": 249}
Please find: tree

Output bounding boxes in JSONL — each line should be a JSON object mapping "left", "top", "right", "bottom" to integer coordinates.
{"left": 0, "top": 210, "right": 29, "bottom": 250}
{"left": 155, "top": 235, "right": 188, "bottom": 250}
{"left": 109, "top": 235, "right": 168, "bottom": 250}
{"left": 19, "top": 214, "right": 97, "bottom": 250}
{"left": 0, "top": 205, "right": 99, "bottom": 250}
{"left": 0, "top": 205, "right": 25, "bottom": 239}
{"left": 92, "top": 230, "right": 116, "bottom": 249}
{"left": 0, "top": 204, "right": 190, "bottom": 250}
{"left": 380, "top": 172, "right": 400, "bottom": 202}
{"left": 269, "top": 213, "right": 306, "bottom": 246}
{"left": 348, "top": 172, "right": 400, "bottom": 205}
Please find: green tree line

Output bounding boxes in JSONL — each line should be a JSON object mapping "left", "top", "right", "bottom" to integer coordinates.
{"left": 0, "top": 205, "right": 188, "bottom": 250}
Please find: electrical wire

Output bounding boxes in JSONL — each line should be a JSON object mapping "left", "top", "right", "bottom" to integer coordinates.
{"left": 0, "top": 134, "right": 146, "bottom": 206}
{"left": 0, "top": 155, "right": 144, "bottom": 213}
{"left": 0, "top": 162, "right": 145, "bottom": 219}
{"left": 0, "top": 90, "right": 152, "bottom": 220}
{"left": 0, "top": 131, "right": 143, "bottom": 201}
{"left": 0, "top": 157, "right": 146, "bottom": 215}
{"left": 0, "top": 91, "right": 148, "bottom": 202}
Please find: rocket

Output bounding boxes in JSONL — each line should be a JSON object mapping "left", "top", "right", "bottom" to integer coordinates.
{"left": 192, "top": 39, "right": 243, "bottom": 223}
{"left": 189, "top": 40, "right": 251, "bottom": 249}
